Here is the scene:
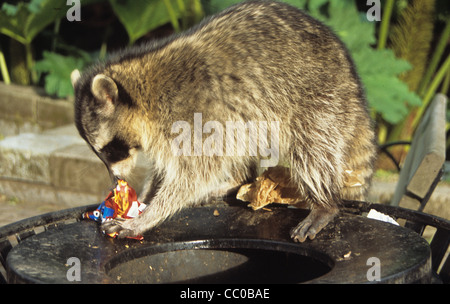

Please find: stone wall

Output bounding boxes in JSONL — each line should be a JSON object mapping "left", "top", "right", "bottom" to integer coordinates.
{"left": 0, "top": 82, "right": 111, "bottom": 207}
{"left": 0, "top": 82, "right": 74, "bottom": 138}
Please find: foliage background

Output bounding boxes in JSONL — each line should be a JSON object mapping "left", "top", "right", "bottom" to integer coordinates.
{"left": 0, "top": 0, "right": 449, "bottom": 164}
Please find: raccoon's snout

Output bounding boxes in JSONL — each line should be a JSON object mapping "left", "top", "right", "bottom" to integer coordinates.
{"left": 103, "top": 164, "right": 120, "bottom": 184}
{"left": 110, "top": 170, "right": 121, "bottom": 183}
{"left": 108, "top": 152, "right": 138, "bottom": 182}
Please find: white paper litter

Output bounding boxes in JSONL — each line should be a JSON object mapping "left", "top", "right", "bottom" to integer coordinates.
{"left": 367, "top": 209, "right": 399, "bottom": 226}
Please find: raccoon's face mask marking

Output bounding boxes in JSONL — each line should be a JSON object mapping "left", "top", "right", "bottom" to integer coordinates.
{"left": 72, "top": 70, "right": 139, "bottom": 181}
{"left": 100, "top": 136, "right": 131, "bottom": 164}
{"left": 97, "top": 135, "right": 139, "bottom": 181}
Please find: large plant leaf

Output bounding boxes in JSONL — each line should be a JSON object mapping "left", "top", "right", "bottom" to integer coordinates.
{"left": 109, "top": 0, "right": 186, "bottom": 44}
{"left": 363, "top": 74, "right": 421, "bottom": 123}
{"left": 0, "top": 2, "right": 30, "bottom": 44}
{"left": 322, "top": 1, "right": 376, "bottom": 52}
{"left": 34, "top": 51, "right": 92, "bottom": 97}
{"left": 354, "top": 48, "right": 422, "bottom": 123}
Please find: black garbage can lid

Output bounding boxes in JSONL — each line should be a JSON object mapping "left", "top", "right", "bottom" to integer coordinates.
{"left": 6, "top": 206, "right": 431, "bottom": 283}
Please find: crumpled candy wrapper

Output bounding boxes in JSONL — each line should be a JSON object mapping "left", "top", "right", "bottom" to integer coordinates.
{"left": 83, "top": 179, "right": 146, "bottom": 240}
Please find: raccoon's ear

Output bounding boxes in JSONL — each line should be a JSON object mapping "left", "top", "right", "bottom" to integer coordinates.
{"left": 71, "top": 69, "right": 81, "bottom": 87}
{"left": 91, "top": 74, "right": 118, "bottom": 117}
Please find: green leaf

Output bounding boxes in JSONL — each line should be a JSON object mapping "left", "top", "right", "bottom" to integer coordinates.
{"left": 363, "top": 74, "right": 421, "bottom": 123}
{"left": 353, "top": 48, "right": 413, "bottom": 77}
{"left": 351, "top": 47, "right": 421, "bottom": 123}
{"left": 34, "top": 51, "right": 92, "bottom": 98}
{"left": 109, "top": 0, "right": 186, "bottom": 44}
{"left": 1, "top": 3, "right": 19, "bottom": 16}
{"left": 325, "top": 0, "right": 376, "bottom": 52}
{"left": 0, "top": 2, "right": 30, "bottom": 44}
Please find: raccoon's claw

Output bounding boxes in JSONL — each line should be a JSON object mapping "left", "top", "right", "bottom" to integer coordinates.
{"left": 101, "top": 218, "right": 140, "bottom": 238}
{"left": 290, "top": 206, "right": 338, "bottom": 242}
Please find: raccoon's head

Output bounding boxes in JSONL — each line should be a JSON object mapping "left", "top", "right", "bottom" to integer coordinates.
{"left": 71, "top": 69, "right": 141, "bottom": 183}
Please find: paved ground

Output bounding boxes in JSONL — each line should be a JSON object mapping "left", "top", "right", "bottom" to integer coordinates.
{"left": 0, "top": 193, "right": 66, "bottom": 227}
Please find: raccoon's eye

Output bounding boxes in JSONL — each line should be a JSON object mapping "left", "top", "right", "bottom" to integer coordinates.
{"left": 100, "top": 136, "right": 130, "bottom": 163}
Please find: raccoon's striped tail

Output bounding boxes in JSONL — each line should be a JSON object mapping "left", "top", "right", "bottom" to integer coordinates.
{"left": 339, "top": 130, "right": 376, "bottom": 201}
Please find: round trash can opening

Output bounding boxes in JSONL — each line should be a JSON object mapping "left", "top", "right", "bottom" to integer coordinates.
{"left": 105, "top": 239, "right": 333, "bottom": 283}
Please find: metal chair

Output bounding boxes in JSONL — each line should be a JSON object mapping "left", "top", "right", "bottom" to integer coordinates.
{"left": 373, "top": 93, "right": 449, "bottom": 282}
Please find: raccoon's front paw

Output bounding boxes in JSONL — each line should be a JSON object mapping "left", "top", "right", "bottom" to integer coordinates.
{"left": 101, "top": 218, "right": 142, "bottom": 238}
{"left": 290, "top": 206, "right": 338, "bottom": 242}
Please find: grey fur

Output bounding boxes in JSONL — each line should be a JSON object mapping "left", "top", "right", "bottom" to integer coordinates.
{"left": 73, "top": 1, "right": 376, "bottom": 242}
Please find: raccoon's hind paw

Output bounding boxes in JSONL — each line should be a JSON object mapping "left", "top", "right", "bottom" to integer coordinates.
{"left": 101, "top": 218, "right": 141, "bottom": 239}
{"left": 290, "top": 206, "right": 338, "bottom": 242}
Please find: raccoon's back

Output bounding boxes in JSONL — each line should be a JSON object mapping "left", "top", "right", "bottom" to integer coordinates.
{"left": 182, "top": 1, "right": 365, "bottom": 120}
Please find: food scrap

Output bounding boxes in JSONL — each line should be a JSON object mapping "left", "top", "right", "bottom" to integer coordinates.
{"left": 83, "top": 179, "right": 146, "bottom": 240}
{"left": 237, "top": 166, "right": 366, "bottom": 211}
{"left": 343, "top": 169, "right": 364, "bottom": 188}
{"left": 236, "top": 166, "right": 308, "bottom": 210}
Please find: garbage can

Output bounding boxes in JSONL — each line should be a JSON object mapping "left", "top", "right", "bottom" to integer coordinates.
{"left": 0, "top": 200, "right": 448, "bottom": 284}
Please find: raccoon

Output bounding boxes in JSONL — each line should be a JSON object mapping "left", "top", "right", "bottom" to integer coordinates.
{"left": 71, "top": 0, "right": 376, "bottom": 242}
